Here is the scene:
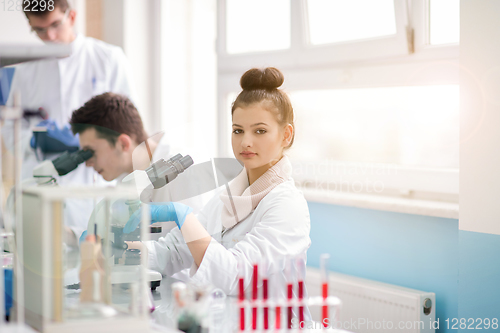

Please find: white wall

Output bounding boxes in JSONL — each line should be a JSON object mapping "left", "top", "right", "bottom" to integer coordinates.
{"left": 123, "top": 0, "right": 157, "bottom": 135}
{"left": 73, "top": 0, "right": 86, "bottom": 35}
{"left": 101, "top": 0, "right": 159, "bottom": 135}
{"left": 460, "top": 0, "right": 500, "bottom": 235}
{"left": 0, "top": 9, "right": 42, "bottom": 44}
{"left": 0, "top": 0, "right": 86, "bottom": 44}
{"left": 160, "top": 0, "right": 217, "bottom": 162}
{"left": 101, "top": 0, "right": 218, "bottom": 163}
{"left": 102, "top": 0, "right": 124, "bottom": 49}
{"left": 0, "top": 0, "right": 162, "bottom": 138}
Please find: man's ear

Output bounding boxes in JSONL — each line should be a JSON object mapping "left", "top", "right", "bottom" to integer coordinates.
{"left": 117, "top": 134, "right": 133, "bottom": 152}
{"left": 68, "top": 9, "right": 77, "bottom": 27}
{"left": 282, "top": 124, "right": 293, "bottom": 147}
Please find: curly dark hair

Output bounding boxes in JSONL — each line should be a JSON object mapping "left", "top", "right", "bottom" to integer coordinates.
{"left": 70, "top": 93, "right": 147, "bottom": 146}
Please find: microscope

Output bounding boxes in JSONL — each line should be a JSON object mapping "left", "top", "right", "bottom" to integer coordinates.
{"left": 88, "top": 153, "right": 194, "bottom": 290}
{"left": 24, "top": 147, "right": 194, "bottom": 290}
{"left": 32, "top": 149, "right": 94, "bottom": 184}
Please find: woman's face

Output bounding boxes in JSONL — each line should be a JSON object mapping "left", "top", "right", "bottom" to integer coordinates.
{"left": 232, "top": 102, "right": 291, "bottom": 172}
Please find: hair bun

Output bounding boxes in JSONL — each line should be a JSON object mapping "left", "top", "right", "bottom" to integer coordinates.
{"left": 240, "top": 67, "right": 284, "bottom": 91}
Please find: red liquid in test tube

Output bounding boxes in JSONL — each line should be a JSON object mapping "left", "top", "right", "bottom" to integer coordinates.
{"left": 271, "top": 268, "right": 282, "bottom": 331}
{"left": 263, "top": 279, "right": 269, "bottom": 329}
{"left": 298, "top": 281, "right": 304, "bottom": 324}
{"left": 260, "top": 260, "right": 269, "bottom": 330}
{"left": 252, "top": 264, "right": 258, "bottom": 330}
{"left": 275, "top": 306, "right": 281, "bottom": 330}
{"left": 297, "top": 257, "right": 306, "bottom": 328}
{"left": 320, "top": 254, "right": 330, "bottom": 328}
{"left": 285, "top": 258, "right": 295, "bottom": 329}
{"left": 322, "top": 282, "right": 328, "bottom": 327}
{"left": 240, "top": 307, "right": 245, "bottom": 331}
{"left": 239, "top": 277, "right": 245, "bottom": 331}
{"left": 287, "top": 283, "right": 293, "bottom": 329}
{"left": 238, "top": 260, "right": 245, "bottom": 331}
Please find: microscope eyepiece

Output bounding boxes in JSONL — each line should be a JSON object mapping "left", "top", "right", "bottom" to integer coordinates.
{"left": 178, "top": 155, "right": 194, "bottom": 170}
{"left": 146, "top": 154, "right": 193, "bottom": 189}
{"left": 52, "top": 149, "right": 94, "bottom": 176}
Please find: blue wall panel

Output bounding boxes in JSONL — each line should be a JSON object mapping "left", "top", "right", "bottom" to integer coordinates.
{"left": 458, "top": 230, "right": 500, "bottom": 332}
{"left": 306, "top": 202, "right": 459, "bottom": 333}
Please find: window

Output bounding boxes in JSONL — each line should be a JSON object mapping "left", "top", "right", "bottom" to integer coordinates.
{"left": 307, "top": 0, "right": 397, "bottom": 45}
{"left": 429, "top": 0, "right": 460, "bottom": 45}
{"left": 217, "top": 0, "right": 410, "bottom": 71}
{"left": 217, "top": 0, "right": 460, "bottom": 203}
{"left": 226, "top": 0, "right": 290, "bottom": 54}
{"left": 288, "top": 85, "right": 459, "bottom": 169}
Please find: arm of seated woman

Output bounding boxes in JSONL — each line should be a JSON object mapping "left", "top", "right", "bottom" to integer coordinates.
{"left": 124, "top": 203, "right": 212, "bottom": 267}
{"left": 181, "top": 213, "right": 212, "bottom": 267}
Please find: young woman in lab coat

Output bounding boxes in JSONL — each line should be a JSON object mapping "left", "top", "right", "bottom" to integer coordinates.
{"left": 129, "top": 67, "right": 311, "bottom": 299}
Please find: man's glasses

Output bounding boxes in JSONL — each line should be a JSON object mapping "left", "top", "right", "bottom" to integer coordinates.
{"left": 30, "top": 9, "right": 70, "bottom": 36}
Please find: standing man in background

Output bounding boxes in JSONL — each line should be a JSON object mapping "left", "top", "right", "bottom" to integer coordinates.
{"left": 4, "top": 0, "right": 136, "bottom": 245}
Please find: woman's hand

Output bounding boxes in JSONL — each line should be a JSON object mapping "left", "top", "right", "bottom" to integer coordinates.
{"left": 123, "top": 202, "right": 193, "bottom": 233}
{"left": 124, "top": 203, "right": 210, "bottom": 268}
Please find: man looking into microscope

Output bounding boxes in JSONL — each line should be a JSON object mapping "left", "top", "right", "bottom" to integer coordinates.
{"left": 70, "top": 93, "right": 208, "bottom": 244}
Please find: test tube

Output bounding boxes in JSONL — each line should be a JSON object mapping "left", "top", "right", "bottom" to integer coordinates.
{"left": 238, "top": 261, "right": 246, "bottom": 331}
{"left": 271, "top": 265, "right": 282, "bottom": 330}
{"left": 320, "top": 254, "right": 330, "bottom": 328}
{"left": 296, "top": 257, "right": 306, "bottom": 328}
{"left": 261, "top": 260, "right": 269, "bottom": 330}
{"left": 285, "top": 257, "right": 295, "bottom": 329}
{"left": 252, "top": 263, "right": 258, "bottom": 330}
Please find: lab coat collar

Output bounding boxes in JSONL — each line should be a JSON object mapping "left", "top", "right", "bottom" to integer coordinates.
{"left": 70, "top": 33, "right": 85, "bottom": 55}
{"left": 219, "top": 155, "right": 293, "bottom": 229}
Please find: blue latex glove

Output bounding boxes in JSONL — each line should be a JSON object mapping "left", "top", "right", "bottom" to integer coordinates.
{"left": 79, "top": 230, "right": 88, "bottom": 245}
{"left": 123, "top": 202, "right": 193, "bottom": 234}
{"left": 30, "top": 119, "right": 80, "bottom": 153}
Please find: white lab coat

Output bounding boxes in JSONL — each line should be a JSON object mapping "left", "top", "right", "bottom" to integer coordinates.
{"left": 126, "top": 132, "right": 211, "bottom": 215}
{"left": 87, "top": 133, "right": 173, "bottom": 238}
{"left": 4, "top": 34, "right": 135, "bottom": 239}
{"left": 132, "top": 131, "right": 220, "bottom": 222}
{"left": 87, "top": 133, "right": 210, "bottom": 238}
{"left": 146, "top": 178, "right": 312, "bottom": 303}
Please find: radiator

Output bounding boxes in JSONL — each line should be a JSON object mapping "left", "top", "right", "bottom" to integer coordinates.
{"left": 305, "top": 268, "right": 436, "bottom": 333}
